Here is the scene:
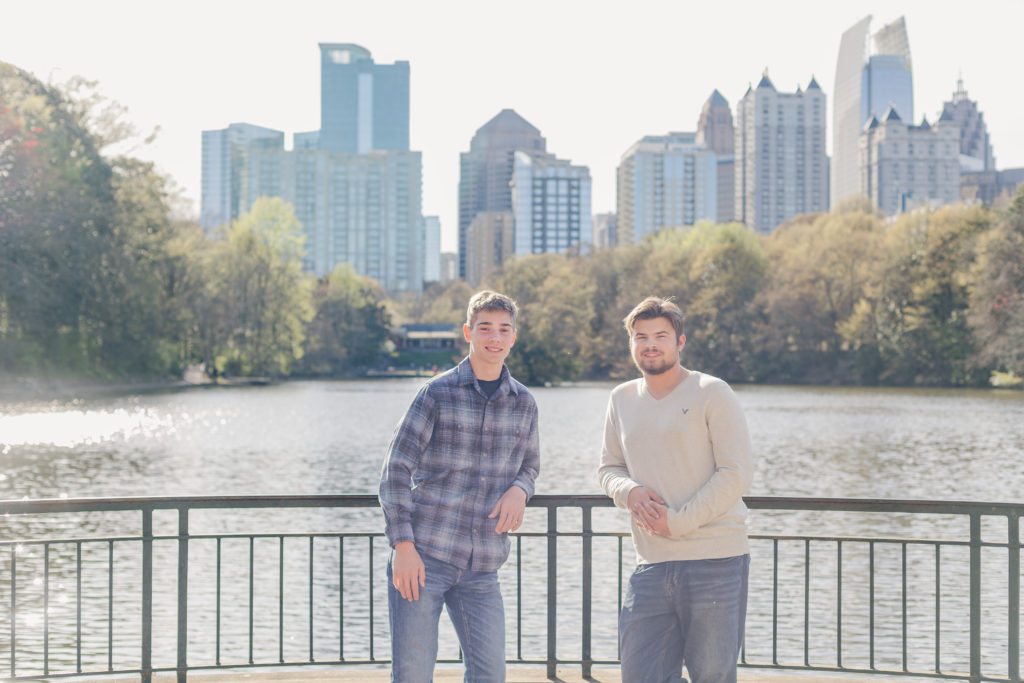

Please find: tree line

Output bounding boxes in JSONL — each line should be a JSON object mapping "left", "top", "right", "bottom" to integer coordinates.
{"left": 2, "top": 63, "right": 1022, "bottom": 388}
{"left": 484, "top": 195, "right": 1024, "bottom": 388}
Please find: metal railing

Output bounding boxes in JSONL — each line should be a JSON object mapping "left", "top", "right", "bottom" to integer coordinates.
{"left": 0, "top": 495, "right": 1020, "bottom": 682}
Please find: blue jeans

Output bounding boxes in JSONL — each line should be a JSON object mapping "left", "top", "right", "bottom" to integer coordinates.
{"left": 387, "top": 552, "right": 506, "bottom": 682}
{"left": 619, "top": 554, "right": 749, "bottom": 683}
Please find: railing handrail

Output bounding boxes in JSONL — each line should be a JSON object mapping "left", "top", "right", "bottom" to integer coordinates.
{"left": 3, "top": 493, "right": 1023, "bottom": 515}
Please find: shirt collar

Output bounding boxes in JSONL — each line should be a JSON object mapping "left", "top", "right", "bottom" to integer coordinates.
{"left": 456, "top": 356, "right": 519, "bottom": 395}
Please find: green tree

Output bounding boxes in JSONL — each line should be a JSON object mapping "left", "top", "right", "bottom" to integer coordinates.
{"left": 492, "top": 255, "right": 594, "bottom": 385}
{"left": 1, "top": 63, "right": 116, "bottom": 375}
{"left": 967, "top": 186, "right": 1024, "bottom": 382}
{"left": 389, "top": 279, "right": 473, "bottom": 326}
{"left": 1, "top": 63, "right": 190, "bottom": 380}
{"left": 680, "top": 222, "right": 769, "bottom": 381}
{"left": 211, "top": 197, "right": 314, "bottom": 377}
{"left": 845, "top": 204, "right": 992, "bottom": 386}
{"left": 302, "top": 264, "right": 391, "bottom": 375}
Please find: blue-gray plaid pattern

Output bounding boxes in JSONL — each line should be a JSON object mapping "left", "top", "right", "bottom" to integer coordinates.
{"left": 379, "top": 358, "right": 540, "bottom": 572}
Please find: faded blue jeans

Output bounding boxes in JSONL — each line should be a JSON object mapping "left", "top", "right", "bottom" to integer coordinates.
{"left": 387, "top": 552, "right": 506, "bottom": 682}
{"left": 619, "top": 554, "right": 749, "bottom": 683}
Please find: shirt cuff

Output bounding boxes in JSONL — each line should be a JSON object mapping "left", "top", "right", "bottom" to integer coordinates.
{"left": 387, "top": 522, "right": 415, "bottom": 547}
{"left": 511, "top": 478, "right": 535, "bottom": 500}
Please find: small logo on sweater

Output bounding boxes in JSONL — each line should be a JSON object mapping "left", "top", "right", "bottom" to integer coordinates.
{"left": 681, "top": 408, "right": 689, "bottom": 414}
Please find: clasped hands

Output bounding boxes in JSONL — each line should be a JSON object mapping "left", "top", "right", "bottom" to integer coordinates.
{"left": 627, "top": 486, "right": 670, "bottom": 536}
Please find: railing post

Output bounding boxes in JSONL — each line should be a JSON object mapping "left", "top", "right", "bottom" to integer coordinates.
{"left": 10, "top": 546, "right": 16, "bottom": 679}
{"left": 142, "top": 507, "right": 153, "bottom": 683}
{"left": 1008, "top": 511, "right": 1020, "bottom": 683}
{"left": 581, "top": 504, "right": 592, "bottom": 680}
{"left": 177, "top": 507, "right": 189, "bottom": 682}
{"left": 970, "top": 512, "right": 981, "bottom": 683}
{"left": 547, "top": 506, "right": 557, "bottom": 680}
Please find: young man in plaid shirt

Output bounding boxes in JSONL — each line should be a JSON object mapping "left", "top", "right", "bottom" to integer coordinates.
{"left": 379, "top": 291, "right": 540, "bottom": 682}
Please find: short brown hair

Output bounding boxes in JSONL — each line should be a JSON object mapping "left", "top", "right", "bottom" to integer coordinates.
{"left": 466, "top": 290, "right": 519, "bottom": 328}
{"left": 623, "top": 297, "right": 685, "bottom": 339}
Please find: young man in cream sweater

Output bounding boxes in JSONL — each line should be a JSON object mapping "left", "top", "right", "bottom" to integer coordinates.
{"left": 598, "top": 296, "right": 753, "bottom": 683}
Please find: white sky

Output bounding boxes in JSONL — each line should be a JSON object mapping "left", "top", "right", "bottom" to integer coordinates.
{"left": 3, "top": 0, "right": 1022, "bottom": 251}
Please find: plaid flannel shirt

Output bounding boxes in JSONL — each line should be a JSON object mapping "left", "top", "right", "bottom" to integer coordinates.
{"left": 379, "top": 358, "right": 540, "bottom": 572}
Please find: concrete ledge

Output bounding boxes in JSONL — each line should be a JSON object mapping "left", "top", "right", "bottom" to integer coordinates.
{"left": 70, "top": 664, "right": 931, "bottom": 682}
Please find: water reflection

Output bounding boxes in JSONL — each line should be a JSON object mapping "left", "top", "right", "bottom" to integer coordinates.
{"left": 2, "top": 380, "right": 1022, "bottom": 502}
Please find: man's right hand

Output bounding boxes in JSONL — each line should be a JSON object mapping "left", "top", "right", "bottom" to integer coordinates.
{"left": 392, "top": 541, "right": 425, "bottom": 601}
{"left": 627, "top": 486, "right": 668, "bottom": 535}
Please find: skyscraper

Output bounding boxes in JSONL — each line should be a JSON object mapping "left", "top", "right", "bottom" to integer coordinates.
{"left": 832, "top": 16, "right": 913, "bottom": 207}
{"left": 510, "top": 151, "right": 592, "bottom": 256}
{"left": 318, "top": 43, "right": 409, "bottom": 154}
{"left": 696, "top": 90, "right": 735, "bottom": 223}
{"left": 200, "top": 43, "right": 424, "bottom": 293}
{"left": 616, "top": 132, "right": 717, "bottom": 245}
{"left": 942, "top": 77, "right": 995, "bottom": 172}
{"left": 458, "top": 109, "right": 549, "bottom": 278}
{"left": 735, "top": 73, "right": 828, "bottom": 234}
{"left": 860, "top": 106, "right": 959, "bottom": 216}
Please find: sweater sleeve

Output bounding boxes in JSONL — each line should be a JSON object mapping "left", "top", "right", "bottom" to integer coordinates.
{"left": 666, "top": 382, "right": 753, "bottom": 538}
{"left": 598, "top": 393, "right": 638, "bottom": 509}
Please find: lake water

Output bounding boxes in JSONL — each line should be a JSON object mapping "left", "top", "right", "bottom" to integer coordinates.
{"left": 1, "top": 379, "right": 1022, "bottom": 676}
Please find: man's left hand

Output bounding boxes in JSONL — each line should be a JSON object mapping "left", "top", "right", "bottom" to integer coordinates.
{"left": 489, "top": 485, "right": 527, "bottom": 533}
{"left": 643, "top": 502, "right": 670, "bottom": 536}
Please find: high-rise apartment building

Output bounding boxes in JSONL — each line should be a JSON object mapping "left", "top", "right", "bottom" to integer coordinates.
{"left": 942, "top": 77, "right": 995, "bottom": 173}
{"left": 241, "top": 145, "right": 423, "bottom": 291}
{"left": 510, "top": 151, "right": 592, "bottom": 256}
{"left": 696, "top": 90, "right": 735, "bottom": 223}
{"left": 318, "top": 43, "right": 409, "bottom": 154}
{"left": 200, "top": 43, "right": 425, "bottom": 293}
{"left": 833, "top": 16, "right": 913, "bottom": 206}
{"left": 735, "top": 73, "right": 828, "bottom": 234}
{"left": 465, "top": 211, "right": 515, "bottom": 286}
{"left": 458, "top": 109, "right": 549, "bottom": 278}
{"left": 616, "top": 132, "right": 717, "bottom": 245}
{"left": 200, "top": 123, "right": 285, "bottom": 230}
{"left": 860, "top": 106, "right": 959, "bottom": 216}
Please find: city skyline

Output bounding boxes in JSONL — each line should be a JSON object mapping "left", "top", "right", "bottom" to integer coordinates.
{"left": 4, "top": 0, "right": 1023, "bottom": 252}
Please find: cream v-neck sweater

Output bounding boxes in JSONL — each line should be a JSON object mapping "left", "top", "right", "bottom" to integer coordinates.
{"left": 599, "top": 370, "right": 753, "bottom": 564}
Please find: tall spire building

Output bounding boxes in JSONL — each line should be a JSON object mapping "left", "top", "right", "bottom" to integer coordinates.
{"left": 942, "top": 77, "right": 995, "bottom": 172}
{"left": 457, "top": 109, "right": 549, "bottom": 279}
{"left": 696, "top": 90, "right": 735, "bottom": 223}
{"left": 832, "top": 16, "right": 913, "bottom": 207}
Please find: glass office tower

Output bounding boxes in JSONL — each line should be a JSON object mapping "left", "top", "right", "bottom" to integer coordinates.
{"left": 318, "top": 43, "right": 410, "bottom": 154}
{"left": 832, "top": 16, "right": 913, "bottom": 206}
{"left": 861, "top": 54, "right": 913, "bottom": 127}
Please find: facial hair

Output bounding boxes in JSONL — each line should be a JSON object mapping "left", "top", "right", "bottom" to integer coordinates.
{"left": 635, "top": 352, "right": 677, "bottom": 376}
